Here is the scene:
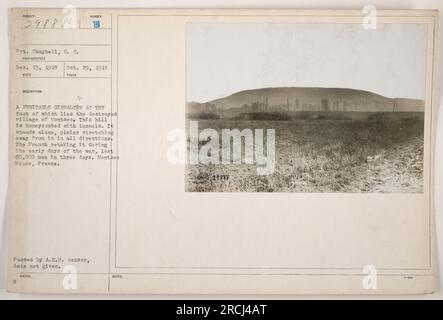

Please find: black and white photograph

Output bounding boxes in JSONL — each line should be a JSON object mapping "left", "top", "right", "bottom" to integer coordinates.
{"left": 186, "top": 23, "right": 426, "bottom": 193}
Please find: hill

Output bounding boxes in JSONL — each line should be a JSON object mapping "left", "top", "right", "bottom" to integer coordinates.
{"left": 187, "top": 87, "right": 424, "bottom": 115}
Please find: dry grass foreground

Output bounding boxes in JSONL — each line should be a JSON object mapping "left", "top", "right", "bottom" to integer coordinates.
{"left": 185, "top": 116, "right": 424, "bottom": 193}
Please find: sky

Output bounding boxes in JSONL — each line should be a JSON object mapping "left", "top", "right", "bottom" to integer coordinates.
{"left": 187, "top": 23, "right": 427, "bottom": 103}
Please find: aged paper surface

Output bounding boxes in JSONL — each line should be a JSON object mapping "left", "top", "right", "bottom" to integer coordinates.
{"left": 7, "top": 8, "right": 437, "bottom": 294}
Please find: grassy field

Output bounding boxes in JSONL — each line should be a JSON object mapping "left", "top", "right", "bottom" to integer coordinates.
{"left": 185, "top": 115, "right": 424, "bottom": 193}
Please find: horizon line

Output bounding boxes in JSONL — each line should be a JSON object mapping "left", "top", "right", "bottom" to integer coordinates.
{"left": 187, "top": 85, "right": 425, "bottom": 104}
